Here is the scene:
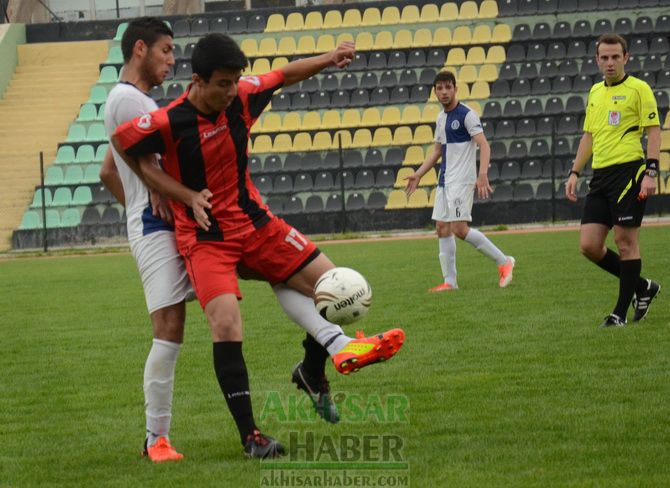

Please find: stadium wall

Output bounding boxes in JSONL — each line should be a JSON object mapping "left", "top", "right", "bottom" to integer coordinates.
{"left": 0, "top": 23, "right": 26, "bottom": 99}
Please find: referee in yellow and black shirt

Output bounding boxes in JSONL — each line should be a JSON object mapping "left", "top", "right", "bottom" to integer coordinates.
{"left": 566, "top": 33, "right": 661, "bottom": 327}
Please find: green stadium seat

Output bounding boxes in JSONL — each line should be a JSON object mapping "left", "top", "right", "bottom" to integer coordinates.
{"left": 77, "top": 103, "right": 98, "bottom": 122}
{"left": 98, "top": 66, "right": 118, "bottom": 83}
{"left": 94, "top": 144, "right": 109, "bottom": 162}
{"left": 66, "top": 124, "right": 87, "bottom": 142}
{"left": 55, "top": 146, "right": 75, "bottom": 164}
{"left": 61, "top": 208, "right": 82, "bottom": 227}
{"left": 45, "top": 209, "right": 61, "bottom": 228}
{"left": 87, "top": 85, "right": 108, "bottom": 104}
{"left": 72, "top": 186, "right": 93, "bottom": 206}
{"left": 45, "top": 166, "right": 64, "bottom": 185}
{"left": 64, "top": 166, "right": 84, "bottom": 185}
{"left": 19, "top": 210, "right": 41, "bottom": 229}
{"left": 30, "top": 188, "right": 52, "bottom": 208}
{"left": 75, "top": 145, "right": 95, "bottom": 164}
{"left": 113, "top": 22, "right": 128, "bottom": 41}
{"left": 97, "top": 103, "right": 106, "bottom": 120}
{"left": 105, "top": 45, "right": 123, "bottom": 64}
{"left": 83, "top": 164, "right": 101, "bottom": 183}
{"left": 86, "top": 123, "right": 107, "bottom": 142}
{"left": 51, "top": 187, "right": 72, "bottom": 206}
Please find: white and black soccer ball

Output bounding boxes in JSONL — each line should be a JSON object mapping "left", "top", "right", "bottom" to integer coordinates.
{"left": 314, "top": 267, "right": 372, "bottom": 325}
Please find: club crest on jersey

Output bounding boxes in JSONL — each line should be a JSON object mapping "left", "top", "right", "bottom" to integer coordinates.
{"left": 137, "top": 114, "right": 153, "bottom": 129}
{"left": 450, "top": 120, "right": 460, "bottom": 130}
{"left": 608, "top": 110, "right": 621, "bottom": 126}
{"left": 241, "top": 75, "right": 261, "bottom": 86}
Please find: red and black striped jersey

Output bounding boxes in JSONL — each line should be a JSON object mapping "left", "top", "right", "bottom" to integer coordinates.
{"left": 114, "top": 70, "right": 284, "bottom": 248}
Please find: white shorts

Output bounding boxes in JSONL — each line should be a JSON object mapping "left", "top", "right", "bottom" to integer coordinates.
{"left": 129, "top": 230, "right": 193, "bottom": 314}
{"left": 431, "top": 184, "right": 475, "bottom": 222}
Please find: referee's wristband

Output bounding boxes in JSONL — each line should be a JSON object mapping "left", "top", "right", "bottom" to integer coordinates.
{"left": 646, "top": 158, "right": 659, "bottom": 171}
{"left": 568, "top": 169, "right": 580, "bottom": 178}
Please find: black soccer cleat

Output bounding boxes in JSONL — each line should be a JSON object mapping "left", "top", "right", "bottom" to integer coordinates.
{"left": 292, "top": 362, "right": 340, "bottom": 424}
{"left": 632, "top": 279, "right": 661, "bottom": 322}
{"left": 601, "top": 313, "right": 627, "bottom": 328}
{"left": 243, "top": 430, "right": 285, "bottom": 459}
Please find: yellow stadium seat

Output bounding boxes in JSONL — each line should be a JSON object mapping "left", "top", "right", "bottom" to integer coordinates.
{"left": 429, "top": 187, "right": 436, "bottom": 206}
{"left": 414, "top": 125, "right": 434, "bottom": 144}
{"left": 321, "top": 110, "right": 341, "bottom": 129}
{"left": 273, "top": 133, "right": 294, "bottom": 152}
{"left": 446, "top": 48, "right": 466, "bottom": 65}
{"left": 413, "top": 28, "right": 433, "bottom": 47}
{"left": 304, "top": 11, "right": 323, "bottom": 30}
{"left": 420, "top": 168, "right": 437, "bottom": 186}
{"left": 459, "top": 1, "right": 478, "bottom": 19}
{"left": 466, "top": 47, "right": 486, "bottom": 65}
{"left": 337, "top": 32, "right": 355, "bottom": 45}
{"left": 265, "top": 13, "right": 284, "bottom": 32}
{"left": 282, "top": 112, "right": 301, "bottom": 131}
{"left": 374, "top": 31, "right": 394, "bottom": 50}
{"left": 323, "top": 10, "right": 342, "bottom": 29}
{"left": 661, "top": 130, "right": 670, "bottom": 150}
{"left": 253, "top": 135, "right": 272, "bottom": 153}
{"left": 352, "top": 129, "right": 373, "bottom": 148}
{"left": 285, "top": 12, "right": 304, "bottom": 31}
{"left": 660, "top": 152, "right": 670, "bottom": 171}
{"left": 258, "top": 38, "right": 277, "bottom": 56}
{"left": 240, "top": 38, "right": 258, "bottom": 57}
{"left": 262, "top": 113, "right": 281, "bottom": 133}
{"left": 341, "top": 109, "right": 362, "bottom": 128}
{"left": 663, "top": 114, "right": 670, "bottom": 129}
{"left": 296, "top": 35, "right": 316, "bottom": 55}
{"left": 404, "top": 146, "right": 425, "bottom": 166}
{"left": 407, "top": 189, "right": 429, "bottom": 208}
{"left": 470, "top": 81, "right": 490, "bottom": 99}
{"left": 372, "top": 127, "right": 393, "bottom": 146}
{"left": 381, "top": 6, "right": 400, "bottom": 25}
{"left": 335, "top": 130, "right": 352, "bottom": 148}
{"left": 492, "top": 24, "right": 512, "bottom": 43}
{"left": 395, "top": 167, "right": 415, "bottom": 188}
{"left": 400, "top": 5, "right": 420, "bottom": 23}
{"left": 251, "top": 58, "right": 271, "bottom": 75}
{"left": 362, "top": 7, "right": 381, "bottom": 26}
{"left": 401, "top": 105, "right": 421, "bottom": 125}
{"left": 361, "top": 108, "right": 381, "bottom": 127}
{"left": 386, "top": 190, "right": 408, "bottom": 209}
{"left": 457, "top": 82, "right": 471, "bottom": 100}
{"left": 277, "top": 36, "right": 297, "bottom": 56}
{"left": 342, "top": 9, "right": 362, "bottom": 28}
{"left": 301, "top": 111, "right": 321, "bottom": 131}
{"left": 440, "top": 2, "right": 459, "bottom": 21}
{"left": 393, "top": 29, "right": 413, "bottom": 49}
{"left": 292, "top": 132, "right": 312, "bottom": 152}
{"left": 250, "top": 123, "right": 261, "bottom": 135}
{"left": 312, "top": 132, "right": 333, "bottom": 151}
{"left": 433, "top": 27, "right": 452, "bottom": 46}
{"left": 316, "top": 35, "right": 335, "bottom": 52}
{"left": 420, "top": 3, "right": 440, "bottom": 22}
{"left": 472, "top": 25, "right": 492, "bottom": 44}
{"left": 393, "top": 127, "right": 413, "bottom": 146}
{"left": 466, "top": 100, "right": 482, "bottom": 115}
{"left": 355, "top": 32, "right": 374, "bottom": 50}
{"left": 458, "top": 65, "right": 478, "bottom": 83}
{"left": 660, "top": 175, "right": 669, "bottom": 194}
{"left": 271, "top": 57, "right": 289, "bottom": 70}
{"left": 479, "top": 0, "right": 499, "bottom": 18}
{"left": 486, "top": 45, "right": 506, "bottom": 64}
{"left": 382, "top": 106, "right": 401, "bottom": 125}
{"left": 478, "top": 64, "right": 498, "bottom": 82}
{"left": 422, "top": 104, "right": 440, "bottom": 123}
{"left": 452, "top": 26, "right": 472, "bottom": 45}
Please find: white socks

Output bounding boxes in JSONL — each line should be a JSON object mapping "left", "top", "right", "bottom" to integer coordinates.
{"left": 273, "top": 284, "right": 351, "bottom": 356}
{"left": 464, "top": 228, "right": 507, "bottom": 266}
{"left": 144, "top": 338, "right": 181, "bottom": 445}
{"left": 438, "top": 236, "right": 458, "bottom": 287}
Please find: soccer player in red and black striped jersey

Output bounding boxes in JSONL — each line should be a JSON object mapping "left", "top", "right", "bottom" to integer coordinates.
{"left": 112, "top": 33, "right": 405, "bottom": 458}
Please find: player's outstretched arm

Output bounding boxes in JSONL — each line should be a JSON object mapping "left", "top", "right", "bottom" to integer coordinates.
{"left": 99, "top": 146, "right": 126, "bottom": 207}
{"left": 405, "top": 143, "right": 441, "bottom": 196}
{"left": 566, "top": 132, "right": 593, "bottom": 202}
{"left": 281, "top": 42, "right": 355, "bottom": 86}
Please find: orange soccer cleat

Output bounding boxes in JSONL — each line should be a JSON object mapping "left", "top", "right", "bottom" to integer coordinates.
{"left": 332, "top": 329, "right": 405, "bottom": 375}
{"left": 142, "top": 436, "right": 184, "bottom": 463}
{"left": 498, "top": 257, "right": 515, "bottom": 288}
{"left": 428, "top": 282, "right": 457, "bottom": 293}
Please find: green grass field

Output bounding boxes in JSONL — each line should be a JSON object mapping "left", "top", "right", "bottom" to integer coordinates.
{"left": 2, "top": 226, "right": 669, "bottom": 487}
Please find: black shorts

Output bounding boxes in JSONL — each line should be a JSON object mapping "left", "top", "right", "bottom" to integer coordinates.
{"left": 581, "top": 159, "right": 646, "bottom": 228}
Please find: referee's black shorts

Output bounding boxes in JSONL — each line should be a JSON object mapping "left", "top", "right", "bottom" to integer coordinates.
{"left": 581, "top": 159, "right": 646, "bottom": 228}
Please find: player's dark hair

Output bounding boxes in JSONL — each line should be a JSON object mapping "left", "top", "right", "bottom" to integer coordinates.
{"left": 434, "top": 70, "right": 457, "bottom": 88}
{"left": 121, "top": 17, "right": 173, "bottom": 63}
{"left": 191, "top": 33, "right": 249, "bottom": 81}
{"left": 596, "top": 33, "right": 628, "bottom": 56}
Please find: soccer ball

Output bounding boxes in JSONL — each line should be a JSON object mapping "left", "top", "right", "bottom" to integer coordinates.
{"left": 314, "top": 267, "right": 372, "bottom": 325}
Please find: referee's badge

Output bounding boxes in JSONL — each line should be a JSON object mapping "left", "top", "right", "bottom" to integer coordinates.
{"left": 608, "top": 111, "right": 621, "bottom": 126}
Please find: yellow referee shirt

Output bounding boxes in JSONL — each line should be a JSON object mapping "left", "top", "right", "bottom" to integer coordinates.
{"left": 583, "top": 74, "right": 659, "bottom": 169}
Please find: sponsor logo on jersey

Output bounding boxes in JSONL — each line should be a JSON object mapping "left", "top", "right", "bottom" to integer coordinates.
{"left": 608, "top": 111, "right": 621, "bottom": 126}
{"left": 137, "top": 114, "right": 153, "bottom": 129}
{"left": 612, "top": 95, "right": 626, "bottom": 101}
{"left": 203, "top": 124, "right": 228, "bottom": 140}
{"left": 649, "top": 112, "right": 657, "bottom": 120}
{"left": 241, "top": 75, "right": 261, "bottom": 86}
{"left": 450, "top": 120, "right": 460, "bottom": 130}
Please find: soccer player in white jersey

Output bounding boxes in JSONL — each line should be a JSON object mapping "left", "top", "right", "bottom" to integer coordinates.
{"left": 405, "top": 71, "right": 515, "bottom": 291}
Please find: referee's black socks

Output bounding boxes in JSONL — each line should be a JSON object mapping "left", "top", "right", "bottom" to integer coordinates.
{"left": 213, "top": 341, "right": 257, "bottom": 445}
{"left": 613, "top": 259, "right": 642, "bottom": 320}
{"left": 596, "top": 248, "right": 648, "bottom": 294}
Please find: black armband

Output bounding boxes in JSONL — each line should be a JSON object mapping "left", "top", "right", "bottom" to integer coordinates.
{"left": 646, "top": 158, "right": 659, "bottom": 171}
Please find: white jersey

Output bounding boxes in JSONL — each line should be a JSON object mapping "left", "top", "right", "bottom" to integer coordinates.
{"left": 104, "top": 82, "right": 171, "bottom": 241}
{"left": 434, "top": 102, "right": 483, "bottom": 187}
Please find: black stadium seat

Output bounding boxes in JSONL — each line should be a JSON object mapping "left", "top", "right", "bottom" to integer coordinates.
{"left": 538, "top": 0, "right": 558, "bottom": 13}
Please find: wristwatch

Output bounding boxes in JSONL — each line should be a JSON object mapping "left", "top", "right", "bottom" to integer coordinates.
{"left": 645, "top": 169, "right": 658, "bottom": 178}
